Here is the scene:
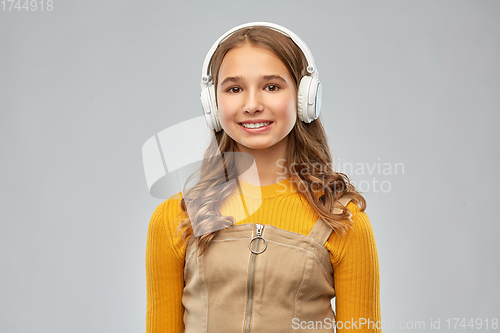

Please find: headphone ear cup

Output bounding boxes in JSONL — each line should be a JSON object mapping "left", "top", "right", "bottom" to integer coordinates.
{"left": 201, "top": 84, "right": 222, "bottom": 132}
{"left": 297, "top": 76, "right": 321, "bottom": 123}
{"left": 297, "top": 76, "right": 311, "bottom": 123}
{"left": 208, "top": 85, "right": 222, "bottom": 132}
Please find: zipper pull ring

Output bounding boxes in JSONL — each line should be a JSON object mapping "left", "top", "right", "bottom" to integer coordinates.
{"left": 249, "top": 224, "right": 267, "bottom": 254}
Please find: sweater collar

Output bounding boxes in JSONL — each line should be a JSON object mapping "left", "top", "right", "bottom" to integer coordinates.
{"left": 236, "top": 176, "right": 297, "bottom": 198}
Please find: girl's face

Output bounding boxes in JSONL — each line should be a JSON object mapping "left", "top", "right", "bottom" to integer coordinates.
{"left": 216, "top": 44, "right": 297, "bottom": 154}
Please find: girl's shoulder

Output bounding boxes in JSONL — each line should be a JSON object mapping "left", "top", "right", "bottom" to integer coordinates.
{"left": 148, "top": 192, "right": 187, "bottom": 262}
{"left": 345, "top": 201, "right": 373, "bottom": 239}
{"left": 326, "top": 201, "right": 376, "bottom": 266}
{"left": 150, "top": 191, "right": 185, "bottom": 225}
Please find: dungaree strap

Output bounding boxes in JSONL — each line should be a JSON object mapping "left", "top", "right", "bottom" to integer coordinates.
{"left": 308, "top": 217, "right": 333, "bottom": 244}
{"left": 308, "top": 195, "right": 353, "bottom": 244}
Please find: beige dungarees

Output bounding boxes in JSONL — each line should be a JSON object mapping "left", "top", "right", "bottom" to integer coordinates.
{"left": 182, "top": 197, "right": 352, "bottom": 333}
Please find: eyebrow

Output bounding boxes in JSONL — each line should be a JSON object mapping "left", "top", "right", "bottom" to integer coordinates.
{"left": 219, "top": 75, "right": 287, "bottom": 87}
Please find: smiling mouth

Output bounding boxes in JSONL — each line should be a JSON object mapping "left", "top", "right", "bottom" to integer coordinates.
{"left": 239, "top": 122, "right": 272, "bottom": 129}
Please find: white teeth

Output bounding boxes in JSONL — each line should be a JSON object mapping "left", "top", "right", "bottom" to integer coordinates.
{"left": 241, "top": 122, "right": 271, "bottom": 129}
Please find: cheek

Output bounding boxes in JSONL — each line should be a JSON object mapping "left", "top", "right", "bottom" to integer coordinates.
{"left": 271, "top": 94, "right": 297, "bottom": 124}
{"left": 216, "top": 96, "right": 233, "bottom": 122}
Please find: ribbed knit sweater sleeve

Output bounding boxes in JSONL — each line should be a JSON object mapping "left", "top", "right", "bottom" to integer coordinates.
{"left": 326, "top": 202, "right": 381, "bottom": 332}
{"left": 146, "top": 198, "right": 185, "bottom": 332}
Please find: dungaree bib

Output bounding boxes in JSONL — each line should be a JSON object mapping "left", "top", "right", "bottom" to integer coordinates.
{"left": 182, "top": 197, "right": 352, "bottom": 333}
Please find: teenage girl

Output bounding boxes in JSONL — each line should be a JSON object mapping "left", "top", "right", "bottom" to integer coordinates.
{"left": 146, "top": 22, "right": 381, "bottom": 332}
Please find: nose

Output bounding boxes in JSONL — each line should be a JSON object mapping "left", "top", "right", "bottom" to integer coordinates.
{"left": 244, "top": 88, "right": 263, "bottom": 114}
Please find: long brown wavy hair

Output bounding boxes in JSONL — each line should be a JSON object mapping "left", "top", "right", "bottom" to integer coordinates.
{"left": 178, "top": 26, "right": 366, "bottom": 254}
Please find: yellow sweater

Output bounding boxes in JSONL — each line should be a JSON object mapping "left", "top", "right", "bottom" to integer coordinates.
{"left": 146, "top": 177, "right": 381, "bottom": 332}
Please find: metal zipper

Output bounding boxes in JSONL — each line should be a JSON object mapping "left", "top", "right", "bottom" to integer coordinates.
{"left": 245, "top": 223, "right": 267, "bottom": 333}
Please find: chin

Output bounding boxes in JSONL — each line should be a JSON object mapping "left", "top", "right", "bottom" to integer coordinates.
{"left": 237, "top": 140, "right": 279, "bottom": 151}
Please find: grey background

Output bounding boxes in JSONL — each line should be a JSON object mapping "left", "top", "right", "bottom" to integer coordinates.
{"left": 1, "top": 0, "right": 499, "bottom": 332}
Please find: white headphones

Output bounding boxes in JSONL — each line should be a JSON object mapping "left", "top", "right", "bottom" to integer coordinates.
{"left": 200, "top": 22, "right": 322, "bottom": 132}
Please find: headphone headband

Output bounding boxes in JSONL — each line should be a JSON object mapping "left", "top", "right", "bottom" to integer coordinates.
{"left": 201, "top": 22, "right": 319, "bottom": 88}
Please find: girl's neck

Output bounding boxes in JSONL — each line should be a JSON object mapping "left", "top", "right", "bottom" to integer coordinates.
{"left": 235, "top": 138, "right": 290, "bottom": 186}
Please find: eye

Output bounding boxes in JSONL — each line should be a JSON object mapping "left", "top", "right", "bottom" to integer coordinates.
{"left": 227, "top": 86, "right": 242, "bottom": 93}
{"left": 265, "top": 84, "right": 280, "bottom": 92}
